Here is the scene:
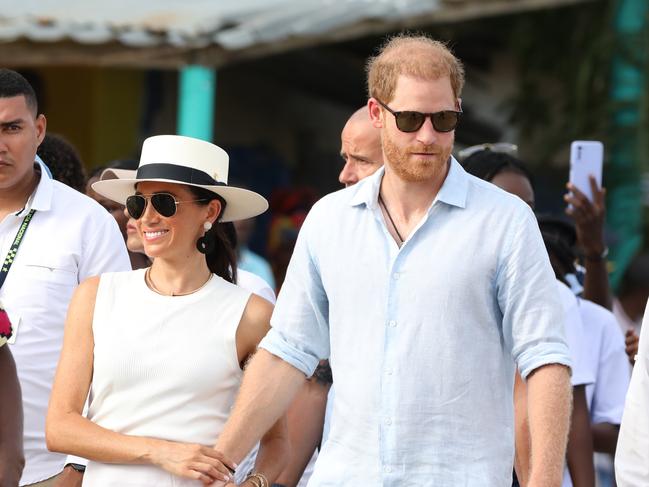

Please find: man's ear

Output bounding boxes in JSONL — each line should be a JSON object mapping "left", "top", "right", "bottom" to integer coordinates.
{"left": 367, "top": 98, "right": 384, "bottom": 129}
{"left": 35, "top": 114, "right": 46, "bottom": 145}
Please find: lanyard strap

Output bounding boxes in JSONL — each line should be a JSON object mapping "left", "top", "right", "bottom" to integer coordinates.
{"left": 0, "top": 209, "right": 36, "bottom": 290}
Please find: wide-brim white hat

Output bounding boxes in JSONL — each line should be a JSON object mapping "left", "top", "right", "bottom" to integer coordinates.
{"left": 92, "top": 135, "right": 268, "bottom": 222}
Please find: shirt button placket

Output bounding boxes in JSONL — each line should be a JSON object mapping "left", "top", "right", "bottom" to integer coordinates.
{"left": 383, "top": 264, "right": 401, "bottom": 482}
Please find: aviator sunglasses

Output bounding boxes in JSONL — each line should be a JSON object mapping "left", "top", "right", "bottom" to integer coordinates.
{"left": 376, "top": 99, "right": 462, "bottom": 133}
{"left": 126, "top": 193, "right": 206, "bottom": 219}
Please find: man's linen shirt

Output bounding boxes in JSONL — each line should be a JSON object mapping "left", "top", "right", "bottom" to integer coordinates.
{"left": 1, "top": 165, "right": 130, "bottom": 485}
{"left": 260, "top": 159, "right": 571, "bottom": 486}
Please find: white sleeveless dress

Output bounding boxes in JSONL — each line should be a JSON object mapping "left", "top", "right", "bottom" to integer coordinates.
{"left": 82, "top": 269, "right": 250, "bottom": 486}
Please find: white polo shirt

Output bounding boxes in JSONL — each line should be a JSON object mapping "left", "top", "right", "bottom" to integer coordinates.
{"left": 1, "top": 164, "right": 130, "bottom": 485}
{"left": 562, "top": 297, "right": 630, "bottom": 487}
{"left": 556, "top": 280, "right": 594, "bottom": 387}
{"left": 579, "top": 299, "right": 630, "bottom": 424}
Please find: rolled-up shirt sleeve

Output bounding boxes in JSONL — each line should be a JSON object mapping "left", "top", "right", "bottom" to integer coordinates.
{"left": 259, "top": 203, "right": 330, "bottom": 377}
{"left": 496, "top": 207, "right": 572, "bottom": 379}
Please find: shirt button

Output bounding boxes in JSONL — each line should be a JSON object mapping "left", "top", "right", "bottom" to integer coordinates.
{"left": 392, "top": 272, "right": 400, "bottom": 280}
{"left": 385, "top": 368, "right": 393, "bottom": 375}
{"left": 388, "top": 320, "right": 397, "bottom": 327}
{"left": 385, "top": 418, "right": 392, "bottom": 425}
{"left": 384, "top": 465, "right": 392, "bottom": 473}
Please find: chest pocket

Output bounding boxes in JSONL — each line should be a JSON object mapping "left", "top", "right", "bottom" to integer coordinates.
{"left": 19, "top": 257, "right": 78, "bottom": 286}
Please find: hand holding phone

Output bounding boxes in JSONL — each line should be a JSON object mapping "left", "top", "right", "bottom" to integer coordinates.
{"left": 569, "top": 140, "right": 603, "bottom": 202}
{"left": 565, "top": 140, "right": 607, "bottom": 261}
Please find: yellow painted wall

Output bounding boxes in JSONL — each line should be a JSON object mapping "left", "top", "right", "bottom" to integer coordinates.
{"left": 36, "top": 67, "right": 143, "bottom": 171}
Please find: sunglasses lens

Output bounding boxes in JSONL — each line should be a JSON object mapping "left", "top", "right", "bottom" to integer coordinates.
{"left": 151, "top": 193, "right": 177, "bottom": 217}
{"left": 395, "top": 111, "right": 425, "bottom": 133}
{"left": 432, "top": 111, "right": 460, "bottom": 132}
{"left": 126, "top": 195, "right": 146, "bottom": 219}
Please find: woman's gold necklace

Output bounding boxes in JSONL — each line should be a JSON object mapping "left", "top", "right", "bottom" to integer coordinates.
{"left": 145, "top": 267, "right": 213, "bottom": 297}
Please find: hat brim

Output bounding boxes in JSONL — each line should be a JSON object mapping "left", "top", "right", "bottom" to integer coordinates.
{"left": 91, "top": 178, "right": 268, "bottom": 223}
{"left": 100, "top": 168, "right": 136, "bottom": 181}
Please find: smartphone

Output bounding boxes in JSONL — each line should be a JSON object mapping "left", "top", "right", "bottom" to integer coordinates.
{"left": 569, "top": 140, "right": 603, "bottom": 202}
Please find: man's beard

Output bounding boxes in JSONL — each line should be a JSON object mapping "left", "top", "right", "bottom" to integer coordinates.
{"left": 382, "top": 131, "right": 453, "bottom": 183}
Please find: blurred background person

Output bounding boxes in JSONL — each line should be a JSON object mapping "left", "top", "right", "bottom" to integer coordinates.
{"left": 36, "top": 133, "right": 86, "bottom": 193}
{"left": 538, "top": 216, "right": 629, "bottom": 487}
{"left": 266, "top": 186, "right": 318, "bottom": 292}
{"left": 338, "top": 106, "right": 383, "bottom": 187}
{"left": 89, "top": 162, "right": 151, "bottom": 270}
{"left": 613, "top": 252, "right": 649, "bottom": 364}
{"left": 233, "top": 215, "right": 275, "bottom": 290}
{"left": 462, "top": 148, "right": 596, "bottom": 487}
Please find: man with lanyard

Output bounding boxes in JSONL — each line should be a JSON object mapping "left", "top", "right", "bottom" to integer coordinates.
{"left": 0, "top": 69, "right": 130, "bottom": 486}
{"left": 210, "top": 35, "right": 573, "bottom": 486}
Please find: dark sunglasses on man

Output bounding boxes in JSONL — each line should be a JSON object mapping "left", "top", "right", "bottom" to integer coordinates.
{"left": 126, "top": 193, "right": 206, "bottom": 219}
{"left": 375, "top": 98, "right": 462, "bottom": 133}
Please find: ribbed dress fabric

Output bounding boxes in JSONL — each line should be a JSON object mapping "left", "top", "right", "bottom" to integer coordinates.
{"left": 82, "top": 269, "right": 250, "bottom": 486}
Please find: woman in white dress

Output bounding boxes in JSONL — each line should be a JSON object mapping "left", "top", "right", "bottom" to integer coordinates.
{"left": 46, "top": 135, "right": 287, "bottom": 486}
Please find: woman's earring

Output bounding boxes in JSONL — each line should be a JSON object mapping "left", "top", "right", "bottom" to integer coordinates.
{"left": 196, "top": 221, "right": 215, "bottom": 254}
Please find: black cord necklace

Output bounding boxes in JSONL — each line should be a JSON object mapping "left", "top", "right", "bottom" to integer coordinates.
{"left": 378, "top": 193, "right": 404, "bottom": 245}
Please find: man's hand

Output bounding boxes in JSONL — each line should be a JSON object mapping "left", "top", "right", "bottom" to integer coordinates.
{"left": 52, "top": 465, "right": 83, "bottom": 487}
{"left": 149, "top": 440, "right": 236, "bottom": 485}
{"left": 625, "top": 329, "right": 639, "bottom": 365}
{"left": 564, "top": 177, "right": 606, "bottom": 258}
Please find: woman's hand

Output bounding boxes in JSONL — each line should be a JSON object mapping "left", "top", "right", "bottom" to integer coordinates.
{"left": 625, "top": 329, "right": 639, "bottom": 365}
{"left": 564, "top": 178, "right": 607, "bottom": 258}
{"left": 150, "top": 439, "right": 236, "bottom": 485}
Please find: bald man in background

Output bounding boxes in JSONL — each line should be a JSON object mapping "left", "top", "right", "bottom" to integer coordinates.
{"left": 338, "top": 106, "right": 384, "bottom": 187}
{"left": 274, "top": 107, "right": 383, "bottom": 487}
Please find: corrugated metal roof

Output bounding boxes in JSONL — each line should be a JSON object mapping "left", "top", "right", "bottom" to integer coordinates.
{"left": 0, "top": 0, "right": 596, "bottom": 66}
{"left": 0, "top": 0, "right": 440, "bottom": 47}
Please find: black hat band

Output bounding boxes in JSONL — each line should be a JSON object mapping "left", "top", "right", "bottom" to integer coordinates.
{"left": 136, "top": 163, "right": 226, "bottom": 187}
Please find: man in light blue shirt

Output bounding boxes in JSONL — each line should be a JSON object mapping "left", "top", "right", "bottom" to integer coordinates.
{"left": 214, "top": 35, "right": 572, "bottom": 487}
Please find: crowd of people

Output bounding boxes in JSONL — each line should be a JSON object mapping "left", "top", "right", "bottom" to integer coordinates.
{"left": 0, "top": 32, "right": 648, "bottom": 487}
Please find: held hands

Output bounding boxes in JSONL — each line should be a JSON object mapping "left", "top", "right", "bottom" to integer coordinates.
{"left": 151, "top": 439, "right": 236, "bottom": 485}
{"left": 564, "top": 176, "right": 607, "bottom": 259}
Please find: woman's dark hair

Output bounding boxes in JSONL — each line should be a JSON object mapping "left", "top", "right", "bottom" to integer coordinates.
{"left": 537, "top": 216, "right": 578, "bottom": 279}
{"left": 187, "top": 186, "right": 237, "bottom": 284}
{"left": 37, "top": 133, "right": 87, "bottom": 192}
{"left": 461, "top": 150, "right": 535, "bottom": 186}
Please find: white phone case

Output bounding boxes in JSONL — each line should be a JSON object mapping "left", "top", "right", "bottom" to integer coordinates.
{"left": 569, "top": 140, "right": 603, "bottom": 202}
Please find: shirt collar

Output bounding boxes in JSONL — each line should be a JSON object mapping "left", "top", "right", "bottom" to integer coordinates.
{"left": 349, "top": 165, "right": 384, "bottom": 209}
{"left": 17, "top": 158, "right": 54, "bottom": 215}
{"left": 349, "top": 156, "right": 469, "bottom": 210}
{"left": 435, "top": 157, "right": 468, "bottom": 209}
